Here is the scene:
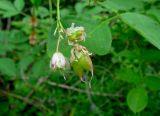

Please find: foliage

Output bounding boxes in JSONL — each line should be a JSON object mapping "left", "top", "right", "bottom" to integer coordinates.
{"left": 0, "top": 0, "right": 160, "bottom": 115}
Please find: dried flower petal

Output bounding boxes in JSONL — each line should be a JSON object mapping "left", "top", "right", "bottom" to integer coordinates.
{"left": 66, "top": 23, "right": 86, "bottom": 45}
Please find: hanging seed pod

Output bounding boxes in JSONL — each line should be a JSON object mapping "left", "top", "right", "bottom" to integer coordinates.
{"left": 66, "top": 23, "right": 86, "bottom": 45}
{"left": 29, "top": 31, "right": 37, "bottom": 45}
{"left": 70, "top": 45, "right": 93, "bottom": 81}
{"left": 71, "top": 60, "right": 84, "bottom": 80}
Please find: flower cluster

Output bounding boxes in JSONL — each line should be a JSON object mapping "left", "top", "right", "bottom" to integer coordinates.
{"left": 50, "top": 23, "right": 93, "bottom": 86}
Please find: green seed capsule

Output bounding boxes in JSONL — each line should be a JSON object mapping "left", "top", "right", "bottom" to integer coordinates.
{"left": 79, "top": 54, "right": 93, "bottom": 76}
{"left": 71, "top": 60, "right": 84, "bottom": 80}
{"left": 70, "top": 45, "right": 93, "bottom": 81}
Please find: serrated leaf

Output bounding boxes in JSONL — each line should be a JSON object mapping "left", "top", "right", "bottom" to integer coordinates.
{"left": 127, "top": 87, "right": 148, "bottom": 113}
{"left": 0, "top": 0, "right": 16, "bottom": 11}
{"left": 14, "top": 0, "right": 25, "bottom": 12}
{"left": 0, "top": 58, "right": 16, "bottom": 77}
{"left": 121, "top": 13, "right": 160, "bottom": 50}
{"left": 0, "top": 0, "right": 19, "bottom": 17}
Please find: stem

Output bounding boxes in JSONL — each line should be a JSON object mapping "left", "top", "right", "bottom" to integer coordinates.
{"left": 49, "top": 0, "right": 53, "bottom": 23}
{"left": 89, "top": 15, "right": 119, "bottom": 35}
{"left": 55, "top": 0, "right": 62, "bottom": 52}
{"left": 57, "top": 0, "right": 60, "bottom": 21}
{"left": 47, "top": 81, "right": 122, "bottom": 97}
{"left": 56, "top": 36, "right": 61, "bottom": 52}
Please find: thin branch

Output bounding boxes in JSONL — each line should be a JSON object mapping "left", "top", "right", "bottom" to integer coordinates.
{"left": 26, "top": 76, "right": 50, "bottom": 98}
{"left": 0, "top": 90, "right": 52, "bottom": 112}
{"left": 47, "top": 81, "right": 122, "bottom": 97}
{"left": 49, "top": 0, "right": 53, "bottom": 22}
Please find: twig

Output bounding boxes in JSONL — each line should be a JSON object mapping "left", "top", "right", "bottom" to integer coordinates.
{"left": 26, "top": 76, "right": 50, "bottom": 98}
{"left": 0, "top": 90, "right": 52, "bottom": 112}
{"left": 47, "top": 81, "right": 122, "bottom": 97}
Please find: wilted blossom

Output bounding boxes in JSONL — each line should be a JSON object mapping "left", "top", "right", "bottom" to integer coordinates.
{"left": 66, "top": 23, "right": 86, "bottom": 45}
{"left": 30, "top": 16, "right": 38, "bottom": 27}
{"left": 29, "top": 31, "right": 37, "bottom": 45}
{"left": 50, "top": 52, "right": 66, "bottom": 70}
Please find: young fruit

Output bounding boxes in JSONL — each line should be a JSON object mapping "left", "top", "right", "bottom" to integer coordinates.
{"left": 70, "top": 45, "right": 93, "bottom": 81}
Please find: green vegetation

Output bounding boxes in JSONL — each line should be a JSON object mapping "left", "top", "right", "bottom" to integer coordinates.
{"left": 0, "top": 0, "right": 160, "bottom": 115}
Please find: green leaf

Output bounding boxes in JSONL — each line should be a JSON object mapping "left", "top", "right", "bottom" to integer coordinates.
{"left": 101, "top": 0, "right": 143, "bottom": 12}
{"left": 0, "top": 0, "right": 19, "bottom": 17}
{"left": 116, "top": 68, "right": 140, "bottom": 84}
{"left": 0, "top": 0, "right": 16, "bottom": 11}
{"left": 144, "top": 76, "right": 160, "bottom": 90}
{"left": 30, "top": 56, "right": 49, "bottom": 78}
{"left": 14, "top": 0, "right": 25, "bottom": 12}
{"left": 3, "top": 11, "right": 19, "bottom": 17}
{"left": 0, "top": 31, "right": 16, "bottom": 53}
{"left": 30, "top": 0, "right": 42, "bottom": 8}
{"left": 8, "top": 30, "right": 27, "bottom": 44}
{"left": 19, "top": 56, "right": 34, "bottom": 72}
{"left": 127, "top": 87, "right": 148, "bottom": 113}
{"left": 147, "top": 8, "right": 160, "bottom": 23}
{"left": 86, "top": 20, "right": 112, "bottom": 55}
{"left": 0, "top": 58, "right": 16, "bottom": 77}
{"left": 37, "top": 6, "right": 49, "bottom": 18}
{"left": 121, "top": 13, "right": 160, "bottom": 50}
{"left": 75, "top": 2, "right": 86, "bottom": 14}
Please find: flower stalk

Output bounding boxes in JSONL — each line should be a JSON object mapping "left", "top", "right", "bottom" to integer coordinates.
{"left": 50, "top": 0, "right": 94, "bottom": 86}
{"left": 54, "top": 0, "right": 64, "bottom": 52}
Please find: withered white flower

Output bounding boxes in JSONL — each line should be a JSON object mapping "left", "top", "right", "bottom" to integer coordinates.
{"left": 66, "top": 23, "right": 86, "bottom": 45}
{"left": 50, "top": 52, "right": 66, "bottom": 70}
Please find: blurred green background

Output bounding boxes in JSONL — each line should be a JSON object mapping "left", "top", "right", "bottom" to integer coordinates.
{"left": 0, "top": 0, "right": 160, "bottom": 115}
